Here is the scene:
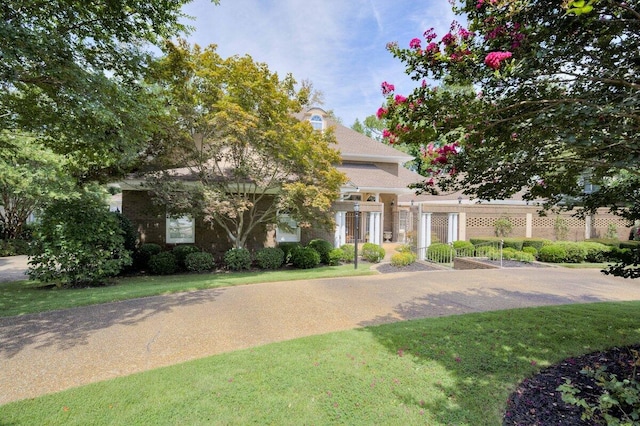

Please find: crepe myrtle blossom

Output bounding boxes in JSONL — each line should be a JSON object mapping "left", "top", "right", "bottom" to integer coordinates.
{"left": 484, "top": 51, "right": 512, "bottom": 69}
{"left": 381, "top": 81, "right": 395, "bottom": 95}
{"left": 376, "top": 107, "right": 388, "bottom": 119}
{"left": 394, "top": 94, "right": 407, "bottom": 105}
{"left": 409, "top": 38, "right": 421, "bottom": 49}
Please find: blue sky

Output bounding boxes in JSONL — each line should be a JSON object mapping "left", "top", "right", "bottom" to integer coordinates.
{"left": 181, "top": 0, "right": 457, "bottom": 127}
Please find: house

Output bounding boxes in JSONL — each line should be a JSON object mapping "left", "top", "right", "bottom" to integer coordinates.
{"left": 117, "top": 107, "right": 424, "bottom": 256}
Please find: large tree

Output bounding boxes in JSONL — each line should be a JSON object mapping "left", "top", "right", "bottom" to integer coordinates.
{"left": 146, "top": 42, "right": 346, "bottom": 249}
{"left": 0, "top": 131, "right": 75, "bottom": 240}
{"left": 380, "top": 0, "right": 640, "bottom": 276}
{"left": 1, "top": 0, "right": 218, "bottom": 179}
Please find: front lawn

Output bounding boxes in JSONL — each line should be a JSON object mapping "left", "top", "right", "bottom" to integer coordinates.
{"left": 1, "top": 302, "right": 639, "bottom": 425}
{"left": 0, "top": 264, "right": 375, "bottom": 317}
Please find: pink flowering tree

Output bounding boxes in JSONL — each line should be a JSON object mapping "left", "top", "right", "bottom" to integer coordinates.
{"left": 380, "top": 0, "right": 640, "bottom": 277}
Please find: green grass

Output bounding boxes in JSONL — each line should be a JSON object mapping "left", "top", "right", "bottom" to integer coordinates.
{"left": 1, "top": 302, "right": 640, "bottom": 425}
{"left": 0, "top": 264, "right": 375, "bottom": 317}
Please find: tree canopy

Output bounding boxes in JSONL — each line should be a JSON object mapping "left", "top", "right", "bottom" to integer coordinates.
{"left": 146, "top": 42, "right": 346, "bottom": 249}
{"left": 380, "top": 0, "right": 639, "bottom": 276}
{"left": 1, "top": 0, "right": 218, "bottom": 179}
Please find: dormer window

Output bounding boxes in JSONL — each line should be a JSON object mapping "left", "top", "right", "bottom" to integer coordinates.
{"left": 310, "top": 114, "right": 323, "bottom": 131}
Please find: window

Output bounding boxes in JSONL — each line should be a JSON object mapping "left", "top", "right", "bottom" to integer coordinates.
{"left": 166, "top": 215, "right": 195, "bottom": 244}
{"left": 310, "top": 114, "right": 323, "bottom": 131}
{"left": 276, "top": 214, "right": 300, "bottom": 242}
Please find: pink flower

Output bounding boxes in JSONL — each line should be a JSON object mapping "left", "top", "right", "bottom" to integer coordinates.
{"left": 382, "top": 129, "right": 392, "bottom": 139}
{"left": 381, "top": 81, "right": 395, "bottom": 95}
{"left": 425, "top": 42, "right": 439, "bottom": 55}
{"left": 458, "top": 27, "right": 474, "bottom": 40}
{"left": 442, "top": 32, "right": 455, "bottom": 46}
{"left": 376, "top": 107, "right": 388, "bottom": 119}
{"left": 484, "top": 51, "right": 512, "bottom": 70}
{"left": 394, "top": 94, "right": 407, "bottom": 105}
{"left": 409, "top": 38, "right": 421, "bottom": 49}
{"left": 423, "top": 28, "right": 437, "bottom": 42}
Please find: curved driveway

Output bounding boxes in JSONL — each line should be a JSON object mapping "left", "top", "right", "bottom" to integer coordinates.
{"left": 2, "top": 266, "right": 640, "bottom": 404}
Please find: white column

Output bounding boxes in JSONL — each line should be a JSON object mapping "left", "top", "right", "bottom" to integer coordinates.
{"left": 373, "top": 212, "right": 381, "bottom": 244}
{"left": 448, "top": 213, "right": 459, "bottom": 243}
{"left": 418, "top": 212, "right": 432, "bottom": 260}
{"left": 458, "top": 212, "right": 466, "bottom": 241}
{"left": 334, "top": 211, "right": 346, "bottom": 247}
{"left": 526, "top": 213, "right": 533, "bottom": 238}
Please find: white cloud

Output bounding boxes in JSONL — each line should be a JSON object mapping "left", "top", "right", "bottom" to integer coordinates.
{"left": 181, "top": 0, "right": 458, "bottom": 126}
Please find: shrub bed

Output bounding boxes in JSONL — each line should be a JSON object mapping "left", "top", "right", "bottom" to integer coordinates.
{"left": 148, "top": 252, "right": 178, "bottom": 275}
{"left": 224, "top": 248, "right": 252, "bottom": 271}
{"left": 427, "top": 243, "right": 455, "bottom": 263}
{"left": 185, "top": 252, "right": 215, "bottom": 272}
{"left": 307, "top": 239, "right": 333, "bottom": 264}
{"left": 361, "top": 243, "right": 385, "bottom": 263}
{"left": 290, "top": 247, "right": 320, "bottom": 269}
{"left": 255, "top": 247, "right": 285, "bottom": 270}
{"left": 339, "top": 244, "right": 355, "bottom": 263}
{"left": 391, "top": 251, "right": 417, "bottom": 267}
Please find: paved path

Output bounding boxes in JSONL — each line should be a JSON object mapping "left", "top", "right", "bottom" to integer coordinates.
{"left": 0, "top": 256, "right": 28, "bottom": 283}
{"left": 1, "top": 265, "right": 640, "bottom": 405}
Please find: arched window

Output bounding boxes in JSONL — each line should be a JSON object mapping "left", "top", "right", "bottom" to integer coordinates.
{"left": 310, "top": 114, "right": 323, "bottom": 131}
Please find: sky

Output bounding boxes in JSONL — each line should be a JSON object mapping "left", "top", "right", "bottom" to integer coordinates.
{"left": 180, "top": 0, "right": 458, "bottom": 127}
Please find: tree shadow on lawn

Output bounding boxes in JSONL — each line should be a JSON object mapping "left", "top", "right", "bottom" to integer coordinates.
{"left": 358, "top": 291, "right": 640, "bottom": 425}
{"left": 0, "top": 288, "right": 222, "bottom": 358}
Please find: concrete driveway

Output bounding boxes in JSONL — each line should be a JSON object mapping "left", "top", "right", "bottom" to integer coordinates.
{"left": 1, "top": 266, "right": 640, "bottom": 404}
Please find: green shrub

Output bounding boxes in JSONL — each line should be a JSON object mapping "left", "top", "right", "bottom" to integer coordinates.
{"left": 522, "top": 238, "right": 552, "bottom": 251}
{"left": 391, "top": 251, "right": 417, "bottom": 267}
{"left": 475, "top": 245, "right": 498, "bottom": 257}
{"left": 453, "top": 240, "right": 475, "bottom": 256}
{"left": 327, "top": 248, "right": 344, "bottom": 266}
{"left": 0, "top": 239, "right": 29, "bottom": 256}
{"left": 224, "top": 248, "right": 252, "bottom": 271}
{"left": 28, "top": 187, "right": 132, "bottom": 286}
{"left": 114, "top": 212, "right": 137, "bottom": 252}
{"left": 185, "top": 252, "right": 215, "bottom": 273}
{"left": 538, "top": 244, "right": 568, "bottom": 263}
{"left": 307, "top": 239, "right": 333, "bottom": 264}
{"left": 339, "top": 244, "right": 355, "bottom": 263}
{"left": 134, "top": 243, "right": 163, "bottom": 270}
{"left": 361, "top": 242, "right": 385, "bottom": 263}
{"left": 427, "top": 243, "right": 455, "bottom": 263}
{"left": 555, "top": 242, "right": 588, "bottom": 263}
{"left": 494, "top": 217, "right": 513, "bottom": 237}
{"left": 255, "top": 247, "right": 285, "bottom": 270}
{"left": 278, "top": 242, "right": 302, "bottom": 263}
{"left": 148, "top": 252, "right": 178, "bottom": 275}
{"left": 470, "top": 237, "right": 524, "bottom": 250}
{"left": 579, "top": 242, "right": 611, "bottom": 263}
{"left": 172, "top": 245, "right": 201, "bottom": 269}
{"left": 290, "top": 247, "right": 321, "bottom": 269}
{"left": 522, "top": 246, "right": 538, "bottom": 258}
{"left": 620, "top": 240, "right": 640, "bottom": 249}
{"left": 497, "top": 248, "right": 535, "bottom": 263}
{"left": 585, "top": 238, "right": 621, "bottom": 248}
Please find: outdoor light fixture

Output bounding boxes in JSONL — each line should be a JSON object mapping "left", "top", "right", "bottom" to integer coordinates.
{"left": 458, "top": 196, "right": 462, "bottom": 204}
{"left": 353, "top": 202, "right": 360, "bottom": 270}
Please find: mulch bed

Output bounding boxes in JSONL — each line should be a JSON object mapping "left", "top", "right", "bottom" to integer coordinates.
{"left": 503, "top": 344, "right": 640, "bottom": 425}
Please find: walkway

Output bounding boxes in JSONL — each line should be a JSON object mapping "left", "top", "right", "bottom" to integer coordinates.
{"left": 1, "top": 265, "right": 640, "bottom": 404}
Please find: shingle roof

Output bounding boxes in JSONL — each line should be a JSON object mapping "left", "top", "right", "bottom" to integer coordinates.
{"left": 337, "top": 163, "right": 420, "bottom": 194}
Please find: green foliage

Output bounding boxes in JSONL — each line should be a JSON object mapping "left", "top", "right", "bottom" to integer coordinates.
{"left": 146, "top": 42, "right": 346, "bottom": 249}
{"left": 148, "top": 252, "right": 178, "bottom": 275}
{"left": 255, "top": 247, "right": 285, "bottom": 270}
{"left": 339, "top": 244, "right": 355, "bottom": 263}
{"left": 427, "top": 243, "right": 455, "bottom": 263}
{"left": 555, "top": 242, "right": 588, "bottom": 263}
{"left": 224, "top": 248, "right": 252, "bottom": 271}
{"left": 1, "top": 1, "right": 208, "bottom": 179}
{"left": 580, "top": 242, "right": 612, "bottom": 263}
{"left": 114, "top": 212, "right": 138, "bottom": 253}
{"left": 381, "top": 0, "right": 640, "bottom": 278}
{"left": 0, "top": 131, "right": 74, "bottom": 240}
{"left": 453, "top": 240, "right": 475, "bottom": 256}
{"left": 475, "top": 245, "right": 498, "bottom": 257}
{"left": 554, "top": 217, "right": 570, "bottom": 241}
{"left": 522, "top": 239, "right": 552, "bottom": 251}
{"left": 327, "top": 248, "right": 345, "bottom": 266}
{"left": 278, "top": 242, "right": 302, "bottom": 263}
{"left": 522, "top": 246, "right": 538, "bottom": 258}
{"left": 361, "top": 242, "right": 386, "bottom": 263}
{"left": 494, "top": 217, "right": 514, "bottom": 237}
{"left": 391, "top": 251, "right": 417, "bottom": 267}
{"left": 290, "top": 247, "right": 321, "bottom": 269}
{"left": 184, "top": 252, "right": 215, "bottom": 273}
{"left": 538, "top": 245, "right": 568, "bottom": 263}
{"left": 28, "top": 187, "right": 132, "bottom": 286}
{"left": 587, "top": 238, "right": 621, "bottom": 248}
{"left": 495, "top": 248, "right": 535, "bottom": 263}
{"left": 0, "top": 239, "right": 29, "bottom": 256}
{"left": 172, "top": 245, "right": 201, "bottom": 270}
{"left": 559, "top": 349, "right": 640, "bottom": 425}
{"left": 605, "top": 223, "right": 619, "bottom": 240}
{"left": 307, "top": 239, "right": 333, "bottom": 264}
{"left": 135, "top": 243, "right": 162, "bottom": 269}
